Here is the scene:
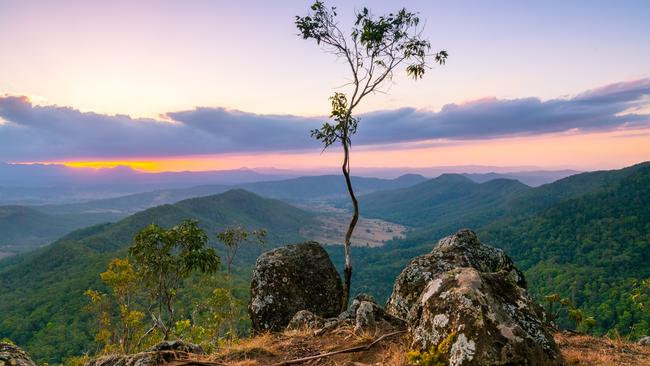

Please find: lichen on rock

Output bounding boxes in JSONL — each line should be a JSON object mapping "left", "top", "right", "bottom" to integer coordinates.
{"left": 386, "top": 229, "right": 526, "bottom": 321}
{"left": 407, "top": 266, "right": 562, "bottom": 365}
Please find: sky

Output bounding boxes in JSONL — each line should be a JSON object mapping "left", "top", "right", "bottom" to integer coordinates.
{"left": 1, "top": 0, "right": 649, "bottom": 172}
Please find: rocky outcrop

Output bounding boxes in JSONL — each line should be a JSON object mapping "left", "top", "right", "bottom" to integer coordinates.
{"left": 338, "top": 294, "right": 405, "bottom": 334}
{"left": 249, "top": 242, "right": 343, "bottom": 333}
{"left": 408, "top": 267, "right": 562, "bottom": 365}
{"left": 86, "top": 340, "right": 203, "bottom": 366}
{"left": 146, "top": 340, "right": 204, "bottom": 354}
{"left": 386, "top": 229, "right": 526, "bottom": 320}
{"left": 387, "top": 230, "right": 562, "bottom": 365}
{"left": 286, "top": 293, "right": 404, "bottom": 335}
{"left": 0, "top": 342, "right": 37, "bottom": 366}
{"left": 639, "top": 336, "right": 650, "bottom": 346}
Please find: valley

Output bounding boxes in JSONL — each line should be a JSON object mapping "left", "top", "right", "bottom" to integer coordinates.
{"left": 306, "top": 215, "right": 406, "bottom": 247}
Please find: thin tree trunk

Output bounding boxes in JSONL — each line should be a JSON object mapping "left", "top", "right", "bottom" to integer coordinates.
{"left": 341, "top": 141, "right": 359, "bottom": 311}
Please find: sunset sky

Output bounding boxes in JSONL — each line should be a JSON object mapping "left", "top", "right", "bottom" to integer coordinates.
{"left": 1, "top": 0, "right": 649, "bottom": 172}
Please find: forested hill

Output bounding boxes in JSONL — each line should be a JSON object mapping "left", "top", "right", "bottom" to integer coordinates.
{"left": 359, "top": 174, "right": 531, "bottom": 228}
{"left": 359, "top": 162, "right": 650, "bottom": 227}
{"left": 481, "top": 165, "right": 650, "bottom": 335}
{"left": 333, "top": 162, "right": 650, "bottom": 337}
{"left": 0, "top": 189, "right": 315, "bottom": 363}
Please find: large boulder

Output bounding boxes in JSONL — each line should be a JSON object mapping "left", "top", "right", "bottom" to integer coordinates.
{"left": 249, "top": 242, "right": 343, "bottom": 333}
{"left": 408, "top": 267, "right": 562, "bottom": 365}
{"left": 0, "top": 342, "right": 37, "bottom": 366}
{"left": 386, "top": 229, "right": 526, "bottom": 320}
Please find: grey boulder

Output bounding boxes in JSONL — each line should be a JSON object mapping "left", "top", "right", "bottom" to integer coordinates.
{"left": 249, "top": 242, "right": 343, "bottom": 333}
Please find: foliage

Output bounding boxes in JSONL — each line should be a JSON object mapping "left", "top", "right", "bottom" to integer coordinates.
{"left": 83, "top": 223, "right": 256, "bottom": 356}
{"left": 544, "top": 294, "right": 596, "bottom": 333}
{"left": 128, "top": 220, "right": 220, "bottom": 339}
{"left": 217, "top": 226, "right": 266, "bottom": 274}
{"left": 406, "top": 332, "right": 456, "bottom": 366}
{"left": 84, "top": 258, "right": 148, "bottom": 355}
{"left": 631, "top": 278, "right": 650, "bottom": 312}
{"left": 296, "top": 0, "right": 447, "bottom": 309}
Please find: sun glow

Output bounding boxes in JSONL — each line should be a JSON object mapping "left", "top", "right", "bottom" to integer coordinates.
{"left": 62, "top": 161, "right": 160, "bottom": 172}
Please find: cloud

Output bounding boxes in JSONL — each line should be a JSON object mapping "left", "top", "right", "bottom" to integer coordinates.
{"left": 1, "top": 79, "right": 649, "bottom": 161}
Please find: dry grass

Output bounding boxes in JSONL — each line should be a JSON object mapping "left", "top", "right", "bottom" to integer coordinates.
{"left": 207, "top": 323, "right": 407, "bottom": 366}
{"left": 177, "top": 330, "right": 650, "bottom": 366}
{"left": 555, "top": 331, "right": 650, "bottom": 366}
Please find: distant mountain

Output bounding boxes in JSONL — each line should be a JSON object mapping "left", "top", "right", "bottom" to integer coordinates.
{"left": 0, "top": 189, "right": 315, "bottom": 362}
{"left": 0, "top": 160, "right": 578, "bottom": 205}
{"left": 0, "top": 162, "right": 291, "bottom": 187}
{"left": 37, "top": 184, "right": 231, "bottom": 217}
{"left": 360, "top": 163, "right": 648, "bottom": 228}
{"left": 238, "top": 174, "right": 428, "bottom": 202}
{"left": 359, "top": 174, "right": 530, "bottom": 228}
{"left": 463, "top": 169, "right": 578, "bottom": 187}
{"left": 352, "top": 165, "right": 580, "bottom": 180}
{"left": 36, "top": 174, "right": 428, "bottom": 218}
{"left": 0, "top": 162, "right": 293, "bottom": 205}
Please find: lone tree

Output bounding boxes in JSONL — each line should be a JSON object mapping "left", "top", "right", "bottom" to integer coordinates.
{"left": 296, "top": 1, "right": 447, "bottom": 307}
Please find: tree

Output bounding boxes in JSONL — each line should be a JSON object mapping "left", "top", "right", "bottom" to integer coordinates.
{"left": 216, "top": 226, "right": 267, "bottom": 275}
{"left": 85, "top": 258, "right": 146, "bottom": 354}
{"left": 296, "top": 1, "right": 447, "bottom": 308}
{"left": 215, "top": 226, "right": 266, "bottom": 339}
{"left": 128, "top": 220, "right": 220, "bottom": 340}
{"left": 544, "top": 293, "right": 596, "bottom": 333}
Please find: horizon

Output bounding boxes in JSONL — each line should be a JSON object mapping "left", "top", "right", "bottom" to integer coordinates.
{"left": 1, "top": 0, "right": 649, "bottom": 172}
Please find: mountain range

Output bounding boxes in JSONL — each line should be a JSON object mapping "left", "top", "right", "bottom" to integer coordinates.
{"left": 0, "top": 161, "right": 577, "bottom": 205}
{"left": 1, "top": 162, "right": 647, "bottom": 363}
{"left": 0, "top": 174, "right": 427, "bottom": 255}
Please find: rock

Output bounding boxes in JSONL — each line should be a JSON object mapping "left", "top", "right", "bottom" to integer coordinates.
{"left": 339, "top": 293, "right": 378, "bottom": 321}
{"left": 335, "top": 293, "right": 405, "bottom": 334}
{"left": 86, "top": 340, "right": 203, "bottom": 366}
{"left": 639, "top": 336, "right": 650, "bottom": 346}
{"left": 249, "top": 241, "right": 343, "bottom": 333}
{"left": 286, "top": 310, "right": 326, "bottom": 331}
{"left": 0, "top": 342, "right": 36, "bottom": 366}
{"left": 386, "top": 229, "right": 526, "bottom": 320}
{"left": 354, "top": 301, "right": 377, "bottom": 333}
{"left": 407, "top": 267, "right": 562, "bottom": 365}
{"left": 147, "top": 340, "right": 204, "bottom": 354}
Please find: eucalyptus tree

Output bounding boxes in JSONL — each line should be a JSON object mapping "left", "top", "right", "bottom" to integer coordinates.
{"left": 296, "top": 1, "right": 447, "bottom": 308}
{"left": 129, "top": 219, "right": 220, "bottom": 340}
{"left": 217, "top": 226, "right": 267, "bottom": 275}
